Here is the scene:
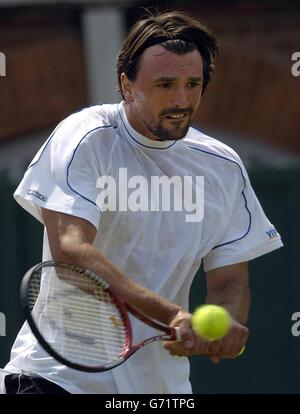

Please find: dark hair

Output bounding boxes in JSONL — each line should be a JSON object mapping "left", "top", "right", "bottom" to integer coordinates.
{"left": 116, "top": 10, "right": 218, "bottom": 97}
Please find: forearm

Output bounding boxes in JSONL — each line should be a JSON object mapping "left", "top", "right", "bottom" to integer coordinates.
{"left": 56, "top": 240, "right": 182, "bottom": 326}
{"left": 205, "top": 263, "right": 250, "bottom": 325}
{"left": 42, "top": 208, "right": 183, "bottom": 326}
{"left": 201, "top": 264, "right": 251, "bottom": 361}
{"left": 205, "top": 283, "right": 250, "bottom": 324}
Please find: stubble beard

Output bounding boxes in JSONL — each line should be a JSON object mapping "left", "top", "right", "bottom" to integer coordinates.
{"left": 143, "top": 117, "right": 192, "bottom": 141}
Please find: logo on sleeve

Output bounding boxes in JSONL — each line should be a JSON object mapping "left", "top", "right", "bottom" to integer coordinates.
{"left": 266, "top": 226, "right": 279, "bottom": 240}
{"left": 27, "top": 189, "right": 48, "bottom": 202}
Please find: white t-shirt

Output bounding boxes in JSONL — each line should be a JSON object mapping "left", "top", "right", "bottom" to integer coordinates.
{"left": 5, "top": 102, "right": 283, "bottom": 394}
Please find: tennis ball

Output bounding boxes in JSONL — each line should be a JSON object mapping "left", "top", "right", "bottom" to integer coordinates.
{"left": 191, "top": 305, "right": 230, "bottom": 341}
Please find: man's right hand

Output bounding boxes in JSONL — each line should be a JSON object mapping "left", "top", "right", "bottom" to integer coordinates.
{"left": 163, "top": 310, "right": 212, "bottom": 356}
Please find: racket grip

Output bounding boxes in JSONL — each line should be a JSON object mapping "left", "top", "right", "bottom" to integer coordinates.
{"left": 174, "top": 327, "right": 181, "bottom": 341}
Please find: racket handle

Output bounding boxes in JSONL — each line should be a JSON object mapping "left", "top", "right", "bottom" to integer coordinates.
{"left": 174, "top": 327, "right": 181, "bottom": 341}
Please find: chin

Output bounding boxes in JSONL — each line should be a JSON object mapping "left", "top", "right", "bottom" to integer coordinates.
{"left": 147, "top": 122, "right": 190, "bottom": 141}
{"left": 170, "top": 128, "right": 189, "bottom": 140}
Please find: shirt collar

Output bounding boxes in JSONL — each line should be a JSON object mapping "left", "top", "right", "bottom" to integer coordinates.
{"left": 118, "top": 102, "right": 177, "bottom": 150}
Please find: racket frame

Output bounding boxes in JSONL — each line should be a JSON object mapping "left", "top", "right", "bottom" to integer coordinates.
{"left": 21, "top": 261, "right": 178, "bottom": 372}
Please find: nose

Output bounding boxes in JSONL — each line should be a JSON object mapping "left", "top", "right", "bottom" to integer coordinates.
{"left": 173, "top": 87, "right": 189, "bottom": 108}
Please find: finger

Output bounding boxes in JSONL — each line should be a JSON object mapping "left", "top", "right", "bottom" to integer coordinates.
{"left": 178, "top": 326, "right": 195, "bottom": 350}
{"left": 163, "top": 340, "right": 189, "bottom": 353}
{"left": 221, "top": 328, "right": 248, "bottom": 357}
{"left": 222, "top": 335, "right": 240, "bottom": 357}
{"left": 207, "top": 340, "right": 221, "bottom": 356}
{"left": 228, "top": 325, "right": 249, "bottom": 356}
{"left": 190, "top": 333, "right": 210, "bottom": 353}
{"left": 163, "top": 340, "right": 177, "bottom": 350}
{"left": 233, "top": 336, "right": 247, "bottom": 358}
{"left": 163, "top": 342, "right": 189, "bottom": 356}
{"left": 168, "top": 349, "right": 186, "bottom": 356}
{"left": 210, "top": 355, "right": 220, "bottom": 364}
{"left": 231, "top": 336, "right": 246, "bottom": 357}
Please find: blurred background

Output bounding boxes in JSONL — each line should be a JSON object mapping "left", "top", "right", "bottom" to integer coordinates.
{"left": 0, "top": 0, "right": 299, "bottom": 394}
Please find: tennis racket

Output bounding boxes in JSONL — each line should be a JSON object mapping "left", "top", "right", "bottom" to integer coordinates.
{"left": 21, "top": 261, "right": 180, "bottom": 372}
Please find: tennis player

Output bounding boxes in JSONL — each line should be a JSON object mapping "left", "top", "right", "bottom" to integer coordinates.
{"left": 4, "top": 10, "right": 283, "bottom": 394}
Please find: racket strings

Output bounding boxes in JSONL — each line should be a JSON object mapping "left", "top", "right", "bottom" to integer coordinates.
{"left": 28, "top": 267, "right": 128, "bottom": 367}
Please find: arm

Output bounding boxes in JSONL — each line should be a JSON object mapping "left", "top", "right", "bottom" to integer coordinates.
{"left": 206, "top": 262, "right": 250, "bottom": 323}
{"left": 205, "top": 262, "right": 250, "bottom": 362}
{"left": 41, "top": 208, "right": 196, "bottom": 351}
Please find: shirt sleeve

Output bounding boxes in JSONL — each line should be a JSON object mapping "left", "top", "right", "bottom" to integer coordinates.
{"left": 203, "top": 160, "right": 283, "bottom": 272}
{"left": 13, "top": 114, "right": 112, "bottom": 229}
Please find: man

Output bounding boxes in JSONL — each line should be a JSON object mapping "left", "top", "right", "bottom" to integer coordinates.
{"left": 4, "top": 10, "right": 282, "bottom": 394}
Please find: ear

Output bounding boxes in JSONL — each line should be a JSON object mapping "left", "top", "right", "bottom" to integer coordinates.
{"left": 120, "top": 73, "right": 134, "bottom": 102}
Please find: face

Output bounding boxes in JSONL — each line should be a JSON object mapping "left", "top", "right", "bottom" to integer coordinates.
{"left": 121, "top": 45, "right": 203, "bottom": 141}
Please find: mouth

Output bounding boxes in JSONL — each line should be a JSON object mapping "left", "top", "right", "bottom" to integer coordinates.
{"left": 164, "top": 113, "right": 189, "bottom": 121}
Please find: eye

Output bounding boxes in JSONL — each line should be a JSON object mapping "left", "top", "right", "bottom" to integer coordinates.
{"left": 187, "top": 81, "right": 201, "bottom": 89}
{"left": 157, "top": 82, "right": 173, "bottom": 89}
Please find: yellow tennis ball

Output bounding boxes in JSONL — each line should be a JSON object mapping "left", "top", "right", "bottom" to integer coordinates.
{"left": 191, "top": 305, "right": 230, "bottom": 341}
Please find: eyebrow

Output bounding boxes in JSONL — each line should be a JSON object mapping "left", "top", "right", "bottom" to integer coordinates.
{"left": 153, "top": 76, "right": 203, "bottom": 83}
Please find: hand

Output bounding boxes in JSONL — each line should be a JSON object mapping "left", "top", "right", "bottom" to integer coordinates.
{"left": 205, "top": 318, "right": 249, "bottom": 364}
{"left": 163, "top": 310, "right": 212, "bottom": 357}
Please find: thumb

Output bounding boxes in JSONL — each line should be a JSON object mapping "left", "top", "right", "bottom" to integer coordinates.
{"left": 179, "top": 324, "right": 195, "bottom": 349}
